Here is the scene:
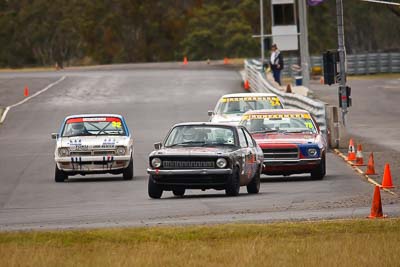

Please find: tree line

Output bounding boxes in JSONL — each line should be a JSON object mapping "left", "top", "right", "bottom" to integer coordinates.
{"left": 0, "top": 0, "right": 399, "bottom": 67}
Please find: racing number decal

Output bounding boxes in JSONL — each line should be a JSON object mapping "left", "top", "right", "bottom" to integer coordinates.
{"left": 304, "top": 122, "right": 313, "bottom": 129}
{"left": 270, "top": 97, "right": 281, "bottom": 107}
{"left": 112, "top": 121, "right": 122, "bottom": 128}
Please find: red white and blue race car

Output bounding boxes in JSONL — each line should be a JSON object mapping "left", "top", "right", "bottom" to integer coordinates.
{"left": 240, "top": 109, "right": 327, "bottom": 180}
{"left": 52, "top": 114, "right": 134, "bottom": 182}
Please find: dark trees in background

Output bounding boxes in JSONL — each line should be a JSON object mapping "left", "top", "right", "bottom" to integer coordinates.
{"left": 0, "top": 0, "right": 398, "bottom": 67}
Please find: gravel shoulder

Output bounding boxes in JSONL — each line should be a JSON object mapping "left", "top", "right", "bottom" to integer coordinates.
{"left": 309, "top": 76, "right": 400, "bottom": 194}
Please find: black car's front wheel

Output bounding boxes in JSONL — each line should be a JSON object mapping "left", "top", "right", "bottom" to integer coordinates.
{"left": 172, "top": 188, "right": 185, "bottom": 197}
{"left": 247, "top": 166, "right": 261, "bottom": 194}
{"left": 55, "top": 165, "right": 68, "bottom": 183}
{"left": 225, "top": 167, "right": 240, "bottom": 196}
{"left": 148, "top": 175, "right": 163, "bottom": 199}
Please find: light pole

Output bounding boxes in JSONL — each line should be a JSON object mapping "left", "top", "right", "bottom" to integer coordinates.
{"left": 336, "top": 0, "right": 348, "bottom": 123}
{"left": 260, "top": 0, "right": 265, "bottom": 64}
{"left": 298, "top": 0, "right": 311, "bottom": 86}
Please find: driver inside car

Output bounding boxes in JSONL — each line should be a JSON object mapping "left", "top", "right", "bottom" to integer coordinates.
{"left": 69, "top": 122, "right": 90, "bottom": 136}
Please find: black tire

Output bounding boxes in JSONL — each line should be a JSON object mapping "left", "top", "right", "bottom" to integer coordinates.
{"left": 247, "top": 166, "right": 261, "bottom": 194}
{"left": 172, "top": 188, "right": 185, "bottom": 197}
{"left": 148, "top": 175, "right": 163, "bottom": 199}
{"left": 225, "top": 167, "right": 240, "bottom": 196}
{"left": 123, "top": 157, "right": 134, "bottom": 180}
{"left": 55, "top": 165, "right": 68, "bottom": 183}
{"left": 311, "top": 155, "right": 326, "bottom": 180}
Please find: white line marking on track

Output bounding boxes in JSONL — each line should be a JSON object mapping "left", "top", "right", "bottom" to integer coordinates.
{"left": 0, "top": 76, "right": 66, "bottom": 124}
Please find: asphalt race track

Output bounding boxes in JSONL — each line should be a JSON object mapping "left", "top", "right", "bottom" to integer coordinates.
{"left": 0, "top": 65, "right": 398, "bottom": 230}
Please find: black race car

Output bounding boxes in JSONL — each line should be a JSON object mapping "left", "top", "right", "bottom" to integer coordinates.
{"left": 147, "top": 122, "right": 264, "bottom": 198}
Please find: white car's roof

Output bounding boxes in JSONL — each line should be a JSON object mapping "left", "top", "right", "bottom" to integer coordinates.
{"left": 64, "top": 114, "right": 124, "bottom": 120}
{"left": 219, "top": 93, "right": 278, "bottom": 99}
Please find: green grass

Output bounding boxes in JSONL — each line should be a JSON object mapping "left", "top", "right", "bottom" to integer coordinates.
{"left": 1, "top": 219, "right": 400, "bottom": 266}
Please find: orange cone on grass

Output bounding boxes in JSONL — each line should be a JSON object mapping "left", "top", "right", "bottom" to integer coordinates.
{"left": 368, "top": 186, "right": 384, "bottom": 219}
{"left": 244, "top": 80, "right": 250, "bottom": 90}
{"left": 24, "top": 86, "right": 29, "bottom": 97}
{"left": 380, "top": 163, "right": 395, "bottom": 189}
{"left": 346, "top": 139, "right": 356, "bottom": 161}
{"left": 353, "top": 144, "right": 365, "bottom": 166}
{"left": 365, "top": 152, "right": 377, "bottom": 175}
{"left": 183, "top": 56, "right": 188, "bottom": 65}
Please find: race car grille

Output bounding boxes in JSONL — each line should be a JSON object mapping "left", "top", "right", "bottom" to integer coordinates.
{"left": 263, "top": 148, "right": 299, "bottom": 160}
{"left": 163, "top": 161, "right": 215, "bottom": 169}
{"left": 70, "top": 151, "right": 115, "bottom": 156}
{"left": 93, "top": 151, "right": 115, "bottom": 156}
{"left": 70, "top": 151, "right": 92, "bottom": 156}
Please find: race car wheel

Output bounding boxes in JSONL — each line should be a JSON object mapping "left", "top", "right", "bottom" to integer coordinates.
{"left": 55, "top": 165, "right": 68, "bottom": 183}
{"left": 148, "top": 175, "right": 163, "bottom": 199}
{"left": 172, "top": 188, "right": 185, "bottom": 197}
{"left": 225, "top": 167, "right": 240, "bottom": 196}
{"left": 123, "top": 157, "right": 134, "bottom": 180}
{"left": 247, "top": 166, "right": 261, "bottom": 194}
{"left": 311, "top": 155, "right": 326, "bottom": 180}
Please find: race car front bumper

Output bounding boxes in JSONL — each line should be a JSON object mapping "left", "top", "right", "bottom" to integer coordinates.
{"left": 147, "top": 168, "right": 233, "bottom": 188}
{"left": 262, "top": 158, "right": 321, "bottom": 175}
{"left": 147, "top": 168, "right": 232, "bottom": 176}
{"left": 56, "top": 155, "right": 131, "bottom": 172}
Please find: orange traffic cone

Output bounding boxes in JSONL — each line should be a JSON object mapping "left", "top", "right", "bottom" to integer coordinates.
{"left": 320, "top": 76, "right": 324, "bottom": 84}
{"left": 24, "top": 86, "right": 29, "bottom": 97}
{"left": 183, "top": 56, "right": 188, "bottom": 65}
{"left": 286, "top": 84, "right": 292, "bottom": 93}
{"left": 353, "top": 144, "right": 365, "bottom": 166}
{"left": 244, "top": 80, "right": 250, "bottom": 91}
{"left": 224, "top": 57, "right": 229, "bottom": 65}
{"left": 380, "top": 163, "right": 395, "bottom": 189}
{"left": 346, "top": 139, "right": 356, "bottom": 161}
{"left": 368, "top": 186, "right": 385, "bottom": 219}
{"left": 365, "top": 152, "right": 377, "bottom": 175}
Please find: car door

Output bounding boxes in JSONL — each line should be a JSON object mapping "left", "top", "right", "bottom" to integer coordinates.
{"left": 237, "top": 127, "right": 251, "bottom": 184}
{"left": 242, "top": 128, "right": 258, "bottom": 180}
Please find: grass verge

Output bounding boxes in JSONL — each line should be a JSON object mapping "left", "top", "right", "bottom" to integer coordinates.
{"left": 1, "top": 219, "right": 399, "bottom": 266}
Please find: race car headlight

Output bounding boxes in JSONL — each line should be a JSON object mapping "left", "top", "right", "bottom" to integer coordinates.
{"left": 151, "top": 158, "right": 162, "bottom": 168}
{"left": 115, "top": 146, "right": 127, "bottom": 156}
{"left": 58, "top": 147, "right": 70, "bottom": 157}
{"left": 308, "top": 148, "right": 318, "bottom": 157}
{"left": 216, "top": 158, "right": 227, "bottom": 168}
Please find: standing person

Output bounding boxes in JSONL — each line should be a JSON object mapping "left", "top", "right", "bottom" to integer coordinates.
{"left": 269, "top": 44, "right": 284, "bottom": 86}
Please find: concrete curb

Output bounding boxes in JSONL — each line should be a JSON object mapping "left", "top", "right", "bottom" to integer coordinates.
{"left": 0, "top": 107, "right": 3, "bottom": 124}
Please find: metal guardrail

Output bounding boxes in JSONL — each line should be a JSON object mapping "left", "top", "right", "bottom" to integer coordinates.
{"left": 283, "top": 52, "right": 400, "bottom": 77}
{"left": 244, "top": 59, "right": 328, "bottom": 138}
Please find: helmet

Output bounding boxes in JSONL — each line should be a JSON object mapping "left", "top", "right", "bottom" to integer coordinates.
{"left": 182, "top": 127, "right": 196, "bottom": 141}
{"left": 71, "top": 122, "right": 86, "bottom": 134}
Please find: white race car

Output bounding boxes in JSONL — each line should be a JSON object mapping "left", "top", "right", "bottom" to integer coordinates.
{"left": 52, "top": 114, "right": 134, "bottom": 182}
{"left": 208, "top": 93, "right": 284, "bottom": 125}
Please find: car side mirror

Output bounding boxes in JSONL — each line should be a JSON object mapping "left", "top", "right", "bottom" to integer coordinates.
{"left": 51, "top": 133, "right": 59, "bottom": 139}
{"left": 208, "top": 110, "right": 214, "bottom": 116}
{"left": 154, "top": 142, "right": 162, "bottom": 150}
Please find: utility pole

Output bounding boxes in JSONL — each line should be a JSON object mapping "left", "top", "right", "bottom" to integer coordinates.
{"left": 260, "top": 0, "right": 265, "bottom": 64}
{"left": 298, "top": 0, "right": 310, "bottom": 86}
{"left": 336, "top": 0, "right": 348, "bottom": 123}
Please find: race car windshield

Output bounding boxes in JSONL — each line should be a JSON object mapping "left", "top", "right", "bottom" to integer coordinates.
{"left": 165, "top": 126, "right": 236, "bottom": 147}
{"left": 62, "top": 117, "right": 126, "bottom": 137}
{"left": 240, "top": 114, "right": 317, "bottom": 134}
{"left": 215, "top": 96, "right": 282, "bottom": 115}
